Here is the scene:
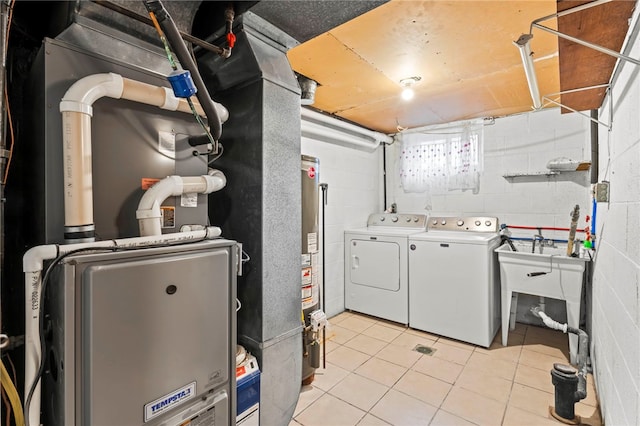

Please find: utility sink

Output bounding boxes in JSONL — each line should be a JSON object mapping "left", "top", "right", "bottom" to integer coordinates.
{"left": 495, "top": 242, "right": 589, "bottom": 364}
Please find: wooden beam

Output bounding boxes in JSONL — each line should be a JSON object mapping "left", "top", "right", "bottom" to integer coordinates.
{"left": 557, "top": 0, "right": 636, "bottom": 112}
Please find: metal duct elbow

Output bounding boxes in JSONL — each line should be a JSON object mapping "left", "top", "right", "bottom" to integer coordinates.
{"left": 136, "top": 174, "right": 227, "bottom": 237}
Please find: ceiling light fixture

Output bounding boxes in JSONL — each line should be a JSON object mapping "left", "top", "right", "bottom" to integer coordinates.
{"left": 513, "top": 34, "right": 542, "bottom": 110}
{"left": 400, "top": 76, "right": 421, "bottom": 101}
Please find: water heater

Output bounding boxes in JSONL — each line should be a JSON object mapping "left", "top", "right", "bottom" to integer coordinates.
{"left": 301, "top": 155, "right": 320, "bottom": 384}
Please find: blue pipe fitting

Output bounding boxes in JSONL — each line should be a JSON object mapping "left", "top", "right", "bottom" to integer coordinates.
{"left": 167, "top": 70, "right": 197, "bottom": 98}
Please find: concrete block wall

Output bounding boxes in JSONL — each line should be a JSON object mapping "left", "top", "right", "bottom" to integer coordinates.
{"left": 387, "top": 108, "right": 592, "bottom": 243}
{"left": 301, "top": 138, "right": 382, "bottom": 317}
{"left": 591, "top": 14, "right": 640, "bottom": 425}
{"left": 387, "top": 108, "right": 593, "bottom": 324}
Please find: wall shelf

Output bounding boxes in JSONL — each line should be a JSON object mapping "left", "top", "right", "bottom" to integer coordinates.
{"left": 503, "top": 171, "right": 560, "bottom": 178}
{"left": 503, "top": 162, "right": 590, "bottom": 179}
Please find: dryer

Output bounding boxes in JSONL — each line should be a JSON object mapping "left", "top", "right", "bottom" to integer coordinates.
{"left": 344, "top": 213, "right": 427, "bottom": 324}
{"left": 408, "top": 217, "right": 501, "bottom": 347}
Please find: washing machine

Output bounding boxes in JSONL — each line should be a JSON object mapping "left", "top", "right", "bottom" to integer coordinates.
{"left": 345, "top": 213, "right": 427, "bottom": 324}
{"left": 408, "top": 217, "right": 501, "bottom": 347}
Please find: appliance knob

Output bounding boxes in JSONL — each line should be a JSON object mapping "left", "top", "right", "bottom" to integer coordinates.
{"left": 413, "top": 217, "right": 419, "bottom": 222}
{"left": 392, "top": 216, "right": 399, "bottom": 222}
{"left": 485, "top": 220, "right": 492, "bottom": 226}
{"left": 441, "top": 219, "right": 447, "bottom": 225}
{"left": 380, "top": 216, "right": 385, "bottom": 221}
{"left": 406, "top": 217, "right": 411, "bottom": 222}
{"left": 432, "top": 220, "right": 438, "bottom": 225}
{"left": 457, "top": 220, "right": 464, "bottom": 226}
{"left": 475, "top": 220, "right": 481, "bottom": 226}
{"left": 410, "top": 244, "right": 416, "bottom": 250}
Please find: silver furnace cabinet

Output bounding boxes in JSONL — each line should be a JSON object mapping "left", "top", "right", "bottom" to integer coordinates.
{"left": 42, "top": 239, "right": 238, "bottom": 426}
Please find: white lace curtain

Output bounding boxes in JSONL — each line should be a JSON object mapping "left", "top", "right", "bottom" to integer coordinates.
{"left": 398, "top": 122, "right": 483, "bottom": 194}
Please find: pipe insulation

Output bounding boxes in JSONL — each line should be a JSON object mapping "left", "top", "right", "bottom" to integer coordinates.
{"left": 136, "top": 173, "right": 227, "bottom": 236}
{"left": 301, "top": 107, "right": 392, "bottom": 151}
{"left": 23, "top": 227, "right": 222, "bottom": 426}
{"left": 59, "top": 72, "right": 228, "bottom": 241}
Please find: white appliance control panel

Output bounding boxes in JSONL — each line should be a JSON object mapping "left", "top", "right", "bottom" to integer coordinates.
{"left": 367, "top": 213, "right": 427, "bottom": 228}
{"left": 427, "top": 216, "right": 499, "bottom": 232}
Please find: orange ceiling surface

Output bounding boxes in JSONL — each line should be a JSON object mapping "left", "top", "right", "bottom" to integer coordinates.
{"left": 288, "top": 0, "right": 633, "bottom": 134}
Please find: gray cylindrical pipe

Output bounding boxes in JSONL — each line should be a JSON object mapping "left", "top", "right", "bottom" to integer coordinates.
{"left": 567, "top": 326, "right": 589, "bottom": 401}
{"left": 298, "top": 75, "right": 317, "bottom": 105}
{"left": 590, "top": 109, "right": 599, "bottom": 184}
{"left": 551, "top": 364, "right": 579, "bottom": 421}
{"left": 143, "top": 0, "right": 223, "bottom": 141}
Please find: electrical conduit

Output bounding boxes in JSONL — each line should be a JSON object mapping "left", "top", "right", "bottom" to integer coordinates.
{"left": 23, "top": 227, "right": 222, "bottom": 426}
{"left": 136, "top": 172, "right": 226, "bottom": 237}
{"left": 59, "top": 72, "right": 228, "bottom": 242}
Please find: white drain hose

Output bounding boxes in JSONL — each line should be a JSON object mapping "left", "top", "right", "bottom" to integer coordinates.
{"left": 531, "top": 306, "right": 568, "bottom": 333}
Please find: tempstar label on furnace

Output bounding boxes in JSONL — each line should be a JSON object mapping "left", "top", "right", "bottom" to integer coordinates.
{"left": 144, "top": 381, "right": 196, "bottom": 422}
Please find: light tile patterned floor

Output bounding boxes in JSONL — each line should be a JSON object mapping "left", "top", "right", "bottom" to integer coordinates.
{"left": 291, "top": 312, "right": 601, "bottom": 426}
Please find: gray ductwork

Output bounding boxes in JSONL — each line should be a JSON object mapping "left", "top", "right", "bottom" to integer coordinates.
{"left": 297, "top": 74, "right": 318, "bottom": 105}
{"left": 199, "top": 12, "right": 303, "bottom": 426}
{"left": 55, "top": 1, "right": 204, "bottom": 75}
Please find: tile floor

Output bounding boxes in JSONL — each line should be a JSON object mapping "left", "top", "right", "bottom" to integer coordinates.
{"left": 290, "top": 311, "right": 601, "bottom": 426}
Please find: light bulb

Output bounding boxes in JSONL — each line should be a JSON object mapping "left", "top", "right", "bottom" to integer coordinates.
{"left": 399, "top": 76, "right": 421, "bottom": 102}
{"left": 401, "top": 87, "right": 414, "bottom": 101}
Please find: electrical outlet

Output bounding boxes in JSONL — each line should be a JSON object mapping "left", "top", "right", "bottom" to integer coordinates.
{"left": 594, "top": 182, "right": 610, "bottom": 202}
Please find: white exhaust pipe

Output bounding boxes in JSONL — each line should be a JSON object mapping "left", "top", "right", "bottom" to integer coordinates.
{"left": 59, "top": 72, "right": 228, "bottom": 242}
{"left": 136, "top": 172, "right": 227, "bottom": 237}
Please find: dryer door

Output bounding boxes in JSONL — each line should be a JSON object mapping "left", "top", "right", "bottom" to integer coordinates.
{"left": 348, "top": 238, "right": 400, "bottom": 291}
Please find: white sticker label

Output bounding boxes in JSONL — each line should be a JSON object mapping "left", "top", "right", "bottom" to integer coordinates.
{"left": 301, "top": 254, "right": 311, "bottom": 267}
{"left": 302, "top": 267, "right": 312, "bottom": 285}
{"left": 158, "top": 131, "right": 176, "bottom": 156}
{"left": 161, "top": 206, "right": 175, "bottom": 229}
{"left": 307, "top": 232, "right": 318, "bottom": 253}
{"left": 144, "top": 381, "right": 196, "bottom": 422}
{"left": 181, "top": 193, "right": 198, "bottom": 208}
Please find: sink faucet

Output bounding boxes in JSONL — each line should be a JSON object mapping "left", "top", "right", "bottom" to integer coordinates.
{"left": 532, "top": 233, "right": 544, "bottom": 254}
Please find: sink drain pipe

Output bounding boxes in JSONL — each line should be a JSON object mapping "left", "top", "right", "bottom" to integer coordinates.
{"left": 530, "top": 307, "right": 588, "bottom": 423}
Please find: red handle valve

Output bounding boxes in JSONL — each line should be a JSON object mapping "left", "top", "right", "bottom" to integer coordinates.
{"left": 226, "top": 32, "right": 237, "bottom": 49}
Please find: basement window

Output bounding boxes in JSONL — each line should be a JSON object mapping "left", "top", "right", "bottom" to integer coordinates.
{"left": 398, "top": 122, "right": 483, "bottom": 194}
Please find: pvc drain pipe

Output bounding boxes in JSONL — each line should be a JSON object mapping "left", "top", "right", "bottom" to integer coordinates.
{"left": 531, "top": 306, "right": 589, "bottom": 423}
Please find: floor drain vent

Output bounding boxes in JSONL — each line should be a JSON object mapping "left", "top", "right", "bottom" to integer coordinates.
{"left": 413, "top": 344, "right": 436, "bottom": 355}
